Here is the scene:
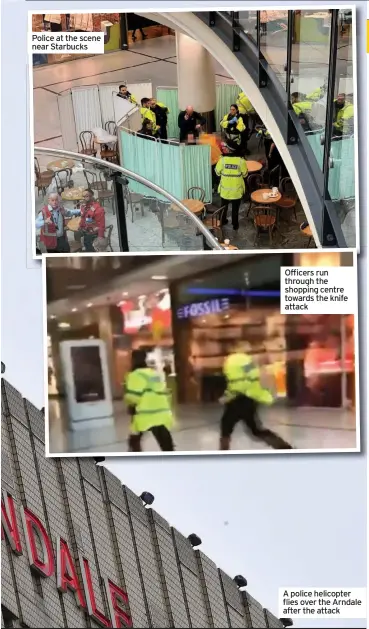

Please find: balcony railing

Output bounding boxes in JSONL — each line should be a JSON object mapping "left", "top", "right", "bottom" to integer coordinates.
{"left": 195, "top": 10, "right": 356, "bottom": 248}
{"left": 34, "top": 147, "right": 222, "bottom": 255}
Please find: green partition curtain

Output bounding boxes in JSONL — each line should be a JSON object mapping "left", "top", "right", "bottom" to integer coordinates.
{"left": 156, "top": 88, "right": 180, "bottom": 139}
{"left": 215, "top": 83, "right": 240, "bottom": 131}
{"left": 306, "top": 131, "right": 324, "bottom": 170}
{"left": 120, "top": 129, "right": 182, "bottom": 199}
{"left": 306, "top": 133, "right": 355, "bottom": 200}
{"left": 181, "top": 144, "right": 212, "bottom": 202}
{"left": 328, "top": 136, "right": 355, "bottom": 200}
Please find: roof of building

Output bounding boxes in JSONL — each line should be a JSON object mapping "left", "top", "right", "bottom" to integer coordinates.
{"left": 1, "top": 377, "right": 286, "bottom": 628}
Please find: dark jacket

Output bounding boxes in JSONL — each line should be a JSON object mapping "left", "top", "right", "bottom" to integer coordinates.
{"left": 178, "top": 110, "right": 206, "bottom": 142}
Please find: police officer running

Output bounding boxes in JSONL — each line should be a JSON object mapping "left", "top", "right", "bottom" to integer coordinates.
{"left": 220, "top": 341, "right": 293, "bottom": 450}
{"left": 124, "top": 350, "right": 175, "bottom": 452}
{"left": 215, "top": 145, "right": 248, "bottom": 231}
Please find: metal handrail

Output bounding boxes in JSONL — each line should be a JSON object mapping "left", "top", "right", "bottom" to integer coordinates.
{"left": 35, "top": 147, "right": 222, "bottom": 250}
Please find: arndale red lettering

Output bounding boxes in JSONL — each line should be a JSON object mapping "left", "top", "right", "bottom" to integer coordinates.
{"left": 1, "top": 492, "right": 132, "bottom": 628}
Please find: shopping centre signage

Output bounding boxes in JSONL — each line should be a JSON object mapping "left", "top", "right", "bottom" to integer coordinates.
{"left": 177, "top": 298, "right": 230, "bottom": 319}
{"left": 1, "top": 492, "right": 132, "bottom": 628}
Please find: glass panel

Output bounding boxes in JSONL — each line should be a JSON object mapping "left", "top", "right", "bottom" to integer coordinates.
{"left": 236, "top": 11, "right": 257, "bottom": 43}
{"left": 289, "top": 9, "right": 332, "bottom": 170}
{"left": 259, "top": 10, "right": 288, "bottom": 87}
{"left": 34, "top": 149, "right": 220, "bottom": 255}
{"left": 327, "top": 9, "right": 355, "bottom": 247}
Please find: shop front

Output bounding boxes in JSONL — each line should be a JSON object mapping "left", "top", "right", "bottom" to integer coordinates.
{"left": 170, "top": 254, "right": 355, "bottom": 409}
{"left": 32, "top": 13, "right": 173, "bottom": 66}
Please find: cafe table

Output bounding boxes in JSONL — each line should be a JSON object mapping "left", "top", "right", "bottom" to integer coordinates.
{"left": 61, "top": 187, "right": 85, "bottom": 208}
{"left": 171, "top": 199, "right": 205, "bottom": 216}
{"left": 47, "top": 158, "right": 75, "bottom": 172}
{"left": 250, "top": 188, "right": 282, "bottom": 205}
{"left": 246, "top": 160, "right": 263, "bottom": 173}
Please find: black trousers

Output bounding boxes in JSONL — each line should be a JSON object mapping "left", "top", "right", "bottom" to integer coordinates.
{"left": 83, "top": 232, "right": 98, "bottom": 252}
{"left": 129, "top": 425, "right": 174, "bottom": 452}
{"left": 159, "top": 126, "right": 168, "bottom": 140}
{"left": 220, "top": 395, "right": 292, "bottom": 449}
{"left": 220, "top": 198, "right": 242, "bottom": 229}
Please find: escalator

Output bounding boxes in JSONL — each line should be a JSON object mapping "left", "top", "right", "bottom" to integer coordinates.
{"left": 151, "top": 10, "right": 355, "bottom": 248}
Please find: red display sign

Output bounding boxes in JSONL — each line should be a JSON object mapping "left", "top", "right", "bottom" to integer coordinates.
{"left": 1, "top": 492, "right": 132, "bottom": 628}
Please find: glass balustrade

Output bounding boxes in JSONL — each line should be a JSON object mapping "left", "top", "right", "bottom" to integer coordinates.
{"left": 34, "top": 148, "right": 221, "bottom": 255}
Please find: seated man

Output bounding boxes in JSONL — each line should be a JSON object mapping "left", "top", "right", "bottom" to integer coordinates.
{"left": 77, "top": 189, "right": 106, "bottom": 252}
{"left": 35, "top": 192, "right": 80, "bottom": 253}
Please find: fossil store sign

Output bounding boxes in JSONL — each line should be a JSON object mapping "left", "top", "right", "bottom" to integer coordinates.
{"left": 1, "top": 492, "right": 132, "bottom": 628}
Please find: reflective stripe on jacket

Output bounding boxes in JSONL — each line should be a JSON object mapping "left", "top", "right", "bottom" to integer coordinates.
{"left": 215, "top": 156, "right": 248, "bottom": 200}
{"left": 140, "top": 107, "right": 158, "bottom": 132}
{"left": 220, "top": 114, "right": 246, "bottom": 134}
{"left": 223, "top": 353, "right": 274, "bottom": 405}
{"left": 236, "top": 92, "right": 255, "bottom": 115}
{"left": 124, "top": 367, "right": 174, "bottom": 433}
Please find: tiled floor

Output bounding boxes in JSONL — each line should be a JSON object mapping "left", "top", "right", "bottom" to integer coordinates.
{"left": 48, "top": 398, "right": 357, "bottom": 455}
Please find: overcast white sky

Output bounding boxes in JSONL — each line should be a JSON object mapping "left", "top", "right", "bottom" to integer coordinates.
{"left": 105, "top": 454, "right": 367, "bottom": 628}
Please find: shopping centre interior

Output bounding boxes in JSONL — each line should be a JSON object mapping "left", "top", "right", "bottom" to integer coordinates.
{"left": 46, "top": 252, "right": 357, "bottom": 454}
{"left": 33, "top": 10, "right": 356, "bottom": 255}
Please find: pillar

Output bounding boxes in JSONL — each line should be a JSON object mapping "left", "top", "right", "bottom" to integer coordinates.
{"left": 176, "top": 32, "right": 217, "bottom": 132}
{"left": 96, "top": 306, "right": 121, "bottom": 399}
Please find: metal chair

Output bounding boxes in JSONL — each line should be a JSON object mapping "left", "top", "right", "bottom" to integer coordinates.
{"left": 276, "top": 177, "right": 298, "bottom": 222}
{"left": 187, "top": 186, "right": 206, "bottom": 202}
{"left": 54, "top": 168, "right": 73, "bottom": 195}
{"left": 79, "top": 131, "right": 97, "bottom": 158}
{"left": 251, "top": 205, "right": 277, "bottom": 245}
{"left": 246, "top": 173, "right": 263, "bottom": 216}
{"left": 101, "top": 121, "right": 119, "bottom": 164}
{"left": 34, "top": 157, "right": 54, "bottom": 196}
{"left": 203, "top": 206, "right": 227, "bottom": 241}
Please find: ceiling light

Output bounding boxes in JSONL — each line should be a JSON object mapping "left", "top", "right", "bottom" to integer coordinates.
{"left": 71, "top": 308, "right": 78, "bottom": 313}
{"left": 87, "top": 302, "right": 93, "bottom": 308}
{"left": 122, "top": 292, "right": 128, "bottom": 296}
{"left": 50, "top": 314, "right": 56, "bottom": 319}
{"left": 151, "top": 275, "right": 167, "bottom": 280}
{"left": 58, "top": 322, "right": 71, "bottom": 329}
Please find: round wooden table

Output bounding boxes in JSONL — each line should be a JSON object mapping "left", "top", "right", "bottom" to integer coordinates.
{"left": 246, "top": 160, "right": 263, "bottom": 173}
{"left": 66, "top": 217, "right": 81, "bottom": 232}
{"left": 251, "top": 188, "right": 282, "bottom": 204}
{"left": 220, "top": 243, "right": 238, "bottom": 250}
{"left": 47, "top": 159, "right": 75, "bottom": 172}
{"left": 61, "top": 187, "right": 85, "bottom": 208}
{"left": 172, "top": 199, "right": 205, "bottom": 215}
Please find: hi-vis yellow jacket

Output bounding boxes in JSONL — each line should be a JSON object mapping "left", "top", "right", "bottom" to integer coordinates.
{"left": 333, "top": 103, "right": 354, "bottom": 133}
{"left": 223, "top": 353, "right": 274, "bottom": 405}
{"left": 215, "top": 156, "right": 248, "bottom": 200}
{"left": 140, "top": 107, "right": 159, "bottom": 133}
{"left": 236, "top": 92, "right": 256, "bottom": 115}
{"left": 220, "top": 114, "right": 246, "bottom": 134}
{"left": 124, "top": 367, "right": 174, "bottom": 433}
